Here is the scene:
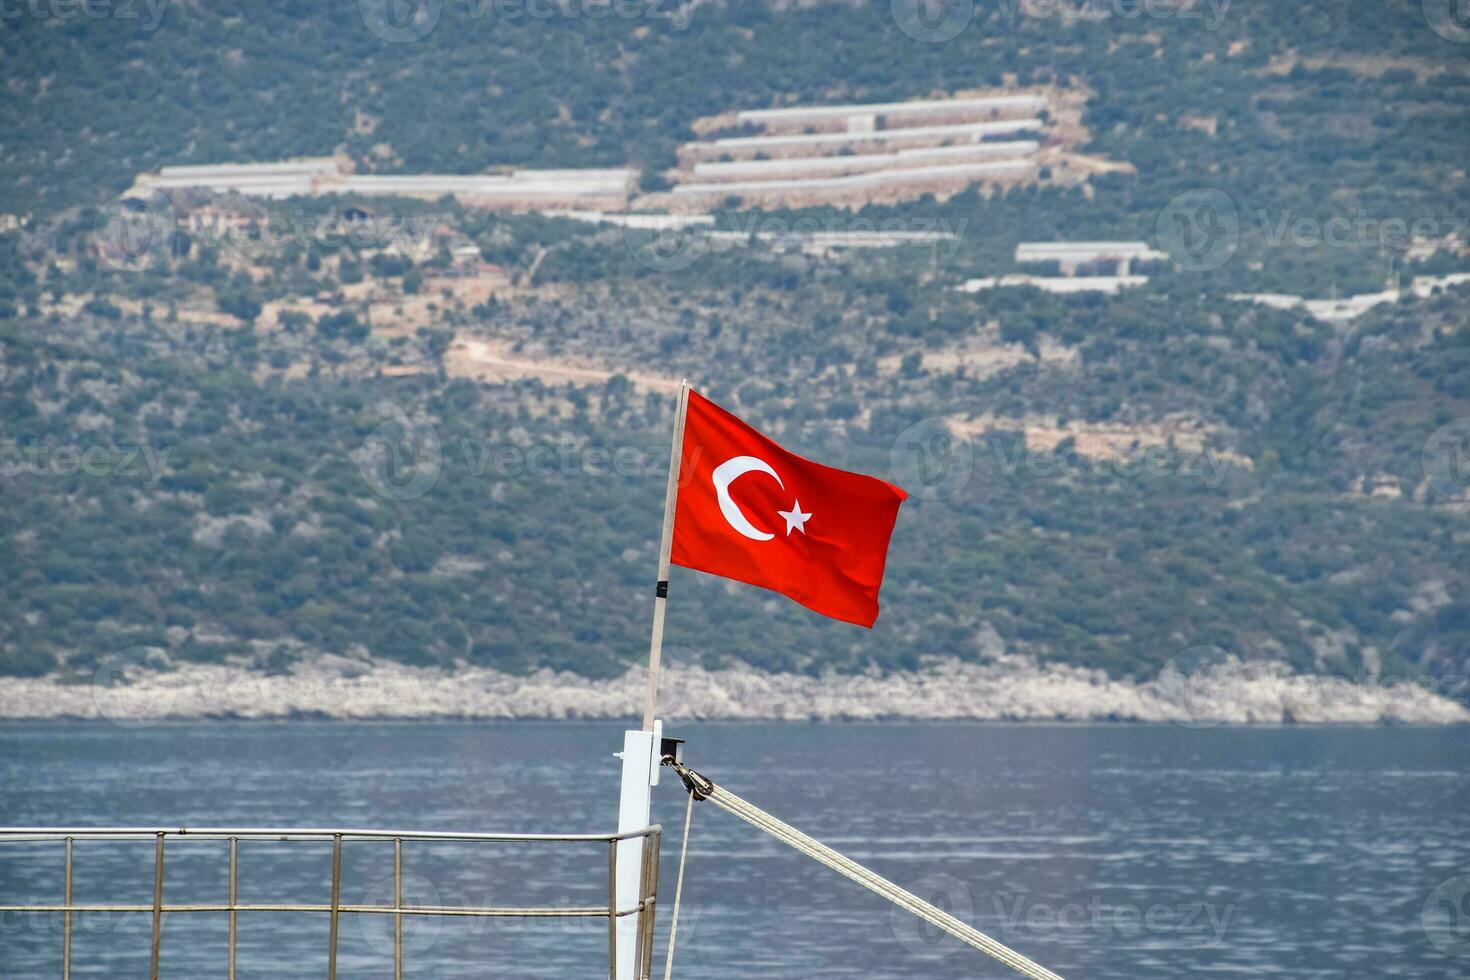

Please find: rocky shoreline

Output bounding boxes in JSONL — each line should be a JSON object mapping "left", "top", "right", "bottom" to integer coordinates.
{"left": 2, "top": 656, "right": 1466, "bottom": 725}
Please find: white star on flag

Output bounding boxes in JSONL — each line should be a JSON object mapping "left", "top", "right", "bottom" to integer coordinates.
{"left": 777, "top": 499, "right": 812, "bottom": 536}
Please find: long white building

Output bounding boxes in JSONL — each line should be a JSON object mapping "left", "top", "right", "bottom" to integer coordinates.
{"left": 697, "top": 119, "right": 1043, "bottom": 158}
{"left": 958, "top": 275, "right": 1152, "bottom": 295}
{"left": 340, "top": 169, "right": 636, "bottom": 206}
{"left": 1016, "top": 241, "right": 1169, "bottom": 275}
{"left": 136, "top": 159, "right": 341, "bottom": 199}
{"left": 671, "top": 91, "right": 1055, "bottom": 207}
{"left": 735, "top": 94, "right": 1048, "bottom": 132}
{"left": 675, "top": 159, "right": 1036, "bottom": 200}
{"left": 133, "top": 159, "right": 636, "bottom": 210}
{"left": 691, "top": 141, "right": 1040, "bottom": 181}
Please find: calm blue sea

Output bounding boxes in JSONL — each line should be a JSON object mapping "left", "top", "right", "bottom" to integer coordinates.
{"left": 1, "top": 722, "right": 1467, "bottom": 979}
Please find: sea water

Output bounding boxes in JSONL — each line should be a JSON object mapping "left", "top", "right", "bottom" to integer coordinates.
{"left": 1, "top": 722, "right": 1466, "bottom": 978}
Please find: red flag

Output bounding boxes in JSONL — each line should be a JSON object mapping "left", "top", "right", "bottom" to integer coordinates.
{"left": 670, "top": 390, "right": 907, "bottom": 627}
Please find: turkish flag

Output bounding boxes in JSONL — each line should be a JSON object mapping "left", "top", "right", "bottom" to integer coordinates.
{"left": 670, "top": 390, "right": 907, "bottom": 627}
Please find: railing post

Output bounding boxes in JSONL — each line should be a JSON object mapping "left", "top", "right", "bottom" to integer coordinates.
{"left": 394, "top": 838, "right": 403, "bottom": 980}
{"left": 228, "top": 837, "right": 238, "bottom": 980}
{"left": 62, "top": 836, "right": 73, "bottom": 980}
{"left": 607, "top": 838, "right": 618, "bottom": 980}
{"left": 634, "top": 832, "right": 660, "bottom": 980}
{"left": 638, "top": 831, "right": 661, "bottom": 980}
{"left": 327, "top": 834, "right": 342, "bottom": 980}
{"left": 149, "top": 833, "right": 164, "bottom": 980}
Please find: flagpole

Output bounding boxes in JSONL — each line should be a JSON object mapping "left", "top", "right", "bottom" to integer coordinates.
{"left": 642, "top": 379, "right": 689, "bottom": 731}
{"left": 612, "top": 379, "right": 689, "bottom": 980}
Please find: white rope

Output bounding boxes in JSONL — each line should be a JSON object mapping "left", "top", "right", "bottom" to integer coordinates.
{"left": 661, "top": 791, "right": 694, "bottom": 980}
{"left": 674, "top": 766, "right": 1066, "bottom": 980}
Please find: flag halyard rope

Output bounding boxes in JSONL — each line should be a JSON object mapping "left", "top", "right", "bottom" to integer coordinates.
{"left": 666, "top": 763, "right": 1067, "bottom": 980}
{"left": 660, "top": 790, "right": 695, "bottom": 980}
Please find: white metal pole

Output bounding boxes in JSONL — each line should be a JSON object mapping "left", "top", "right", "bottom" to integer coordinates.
{"left": 616, "top": 381, "right": 688, "bottom": 980}
{"left": 615, "top": 726, "right": 657, "bottom": 980}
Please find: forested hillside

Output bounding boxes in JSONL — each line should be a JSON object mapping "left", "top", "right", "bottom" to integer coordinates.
{"left": 1, "top": 0, "right": 1467, "bottom": 695}
{"left": 5, "top": 1, "right": 1468, "bottom": 286}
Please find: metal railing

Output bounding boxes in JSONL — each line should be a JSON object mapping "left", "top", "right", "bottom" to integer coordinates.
{"left": 0, "top": 825, "right": 662, "bottom": 980}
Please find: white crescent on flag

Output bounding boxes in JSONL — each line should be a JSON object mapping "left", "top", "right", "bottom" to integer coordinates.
{"left": 711, "top": 455, "right": 783, "bottom": 541}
